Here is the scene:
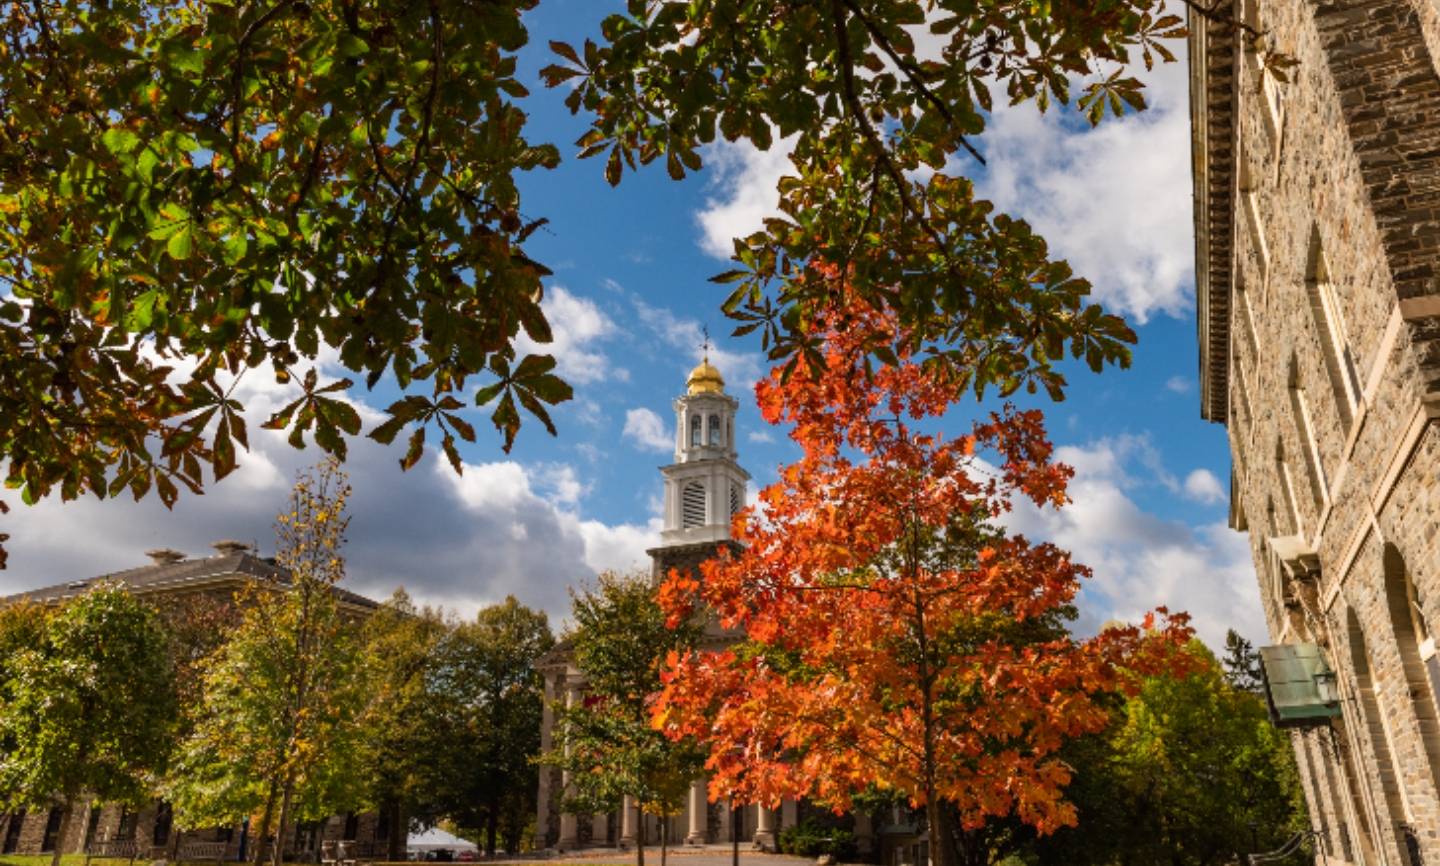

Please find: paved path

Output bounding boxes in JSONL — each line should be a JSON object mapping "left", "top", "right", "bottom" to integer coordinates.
{"left": 486, "top": 846, "right": 819, "bottom": 866}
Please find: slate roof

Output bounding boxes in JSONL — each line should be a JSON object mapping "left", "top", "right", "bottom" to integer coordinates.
{"left": 4, "top": 551, "right": 382, "bottom": 611}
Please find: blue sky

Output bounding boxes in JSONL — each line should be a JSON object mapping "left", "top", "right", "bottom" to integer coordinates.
{"left": 0, "top": 3, "right": 1264, "bottom": 648}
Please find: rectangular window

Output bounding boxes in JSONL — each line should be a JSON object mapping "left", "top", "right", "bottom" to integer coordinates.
{"left": 1241, "top": 0, "right": 1284, "bottom": 155}
{"left": 3, "top": 811, "right": 25, "bottom": 855}
{"left": 1237, "top": 278, "right": 1261, "bottom": 365}
{"left": 1307, "top": 236, "right": 1361, "bottom": 430}
{"left": 1233, "top": 344, "right": 1255, "bottom": 433}
{"left": 1276, "top": 443, "right": 1305, "bottom": 537}
{"left": 1240, "top": 162, "right": 1270, "bottom": 288}
{"left": 41, "top": 806, "right": 64, "bottom": 853}
{"left": 1289, "top": 374, "right": 1328, "bottom": 512}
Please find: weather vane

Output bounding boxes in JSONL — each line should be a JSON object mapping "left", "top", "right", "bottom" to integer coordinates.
{"left": 701, "top": 325, "right": 712, "bottom": 357}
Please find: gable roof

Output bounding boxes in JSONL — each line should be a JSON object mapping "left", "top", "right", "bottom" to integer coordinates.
{"left": 4, "top": 551, "right": 382, "bottom": 611}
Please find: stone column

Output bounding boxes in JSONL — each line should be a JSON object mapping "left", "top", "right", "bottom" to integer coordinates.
{"left": 591, "top": 812, "right": 609, "bottom": 847}
{"left": 533, "top": 674, "right": 555, "bottom": 850}
{"left": 620, "top": 797, "right": 638, "bottom": 849}
{"left": 557, "top": 678, "right": 581, "bottom": 851}
{"left": 686, "top": 779, "right": 708, "bottom": 845}
{"left": 853, "top": 811, "right": 873, "bottom": 854}
{"left": 754, "top": 805, "right": 777, "bottom": 851}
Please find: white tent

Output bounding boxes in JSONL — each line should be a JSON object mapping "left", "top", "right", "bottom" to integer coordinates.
{"left": 407, "top": 827, "right": 479, "bottom": 853}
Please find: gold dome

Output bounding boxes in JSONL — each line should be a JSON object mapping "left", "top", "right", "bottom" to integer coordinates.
{"left": 686, "top": 357, "right": 725, "bottom": 395}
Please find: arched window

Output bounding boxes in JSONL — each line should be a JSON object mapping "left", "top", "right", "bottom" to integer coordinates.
{"left": 1383, "top": 544, "right": 1440, "bottom": 799}
{"left": 689, "top": 415, "right": 701, "bottom": 447}
{"left": 708, "top": 414, "right": 721, "bottom": 446}
{"left": 682, "top": 482, "right": 706, "bottom": 529}
{"left": 1346, "top": 606, "right": 1412, "bottom": 846}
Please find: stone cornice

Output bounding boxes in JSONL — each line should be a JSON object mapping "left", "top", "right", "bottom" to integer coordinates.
{"left": 1191, "top": 2, "right": 1239, "bottom": 424}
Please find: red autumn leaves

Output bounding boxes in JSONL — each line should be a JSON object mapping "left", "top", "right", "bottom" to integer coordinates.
{"left": 651, "top": 290, "right": 1192, "bottom": 839}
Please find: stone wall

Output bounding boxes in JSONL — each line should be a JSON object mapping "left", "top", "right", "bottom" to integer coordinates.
{"left": 1198, "top": 0, "right": 1440, "bottom": 862}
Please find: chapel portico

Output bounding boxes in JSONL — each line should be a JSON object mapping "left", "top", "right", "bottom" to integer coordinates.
{"left": 532, "top": 359, "right": 801, "bottom": 853}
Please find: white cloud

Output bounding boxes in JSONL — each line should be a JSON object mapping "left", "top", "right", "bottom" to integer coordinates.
{"left": 973, "top": 56, "right": 1193, "bottom": 323}
{"left": 623, "top": 408, "right": 673, "bottom": 453}
{"left": 1005, "top": 437, "right": 1263, "bottom": 649}
{"left": 1055, "top": 433, "right": 1178, "bottom": 494}
{"left": 570, "top": 517, "right": 662, "bottom": 577}
{"left": 534, "top": 463, "right": 589, "bottom": 507}
{"left": 631, "top": 298, "right": 765, "bottom": 393}
{"left": 1183, "top": 468, "right": 1227, "bottom": 505}
{"left": 516, "top": 285, "right": 623, "bottom": 385}
{"left": 695, "top": 135, "right": 797, "bottom": 259}
{"left": 0, "top": 375, "right": 656, "bottom": 626}
{"left": 747, "top": 429, "right": 776, "bottom": 444}
{"left": 1165, "top": 375, "right": 1193, "bottom": 394}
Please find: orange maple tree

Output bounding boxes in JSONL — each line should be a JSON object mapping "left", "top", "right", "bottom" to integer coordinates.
{"left": 652, "top": 283, "right": 1193, "bottom": 866}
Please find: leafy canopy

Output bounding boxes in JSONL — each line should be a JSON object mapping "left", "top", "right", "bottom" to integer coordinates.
{"left": 1026, "top": 641, "right": 1308, "bottom": 866}
{"left": 543, "top": 570, "right": 705, "bottom": 865}
{"left": 165, "top": 460, "right": 364, "bottom": 865}
{"left": 0, "top": 584, "right": 177, "bottom": 809}
{"left": 652, "top": 291, "right": 1192, "bottom": 866}
{"left": 0, "top": 0, "right": 1192, "bottom": 566}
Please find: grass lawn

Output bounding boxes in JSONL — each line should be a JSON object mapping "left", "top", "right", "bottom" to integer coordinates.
{"left": 0, "top": 857, "right": 135, "bottom": 866}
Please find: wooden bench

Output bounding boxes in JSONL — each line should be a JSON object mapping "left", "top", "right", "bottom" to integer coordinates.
{"left": 83, "top": 838, "right": 143, "bottom": 866}
{"left": 176, "top": 841, "right": 229, "bottom": 864}
{"left": 321, "top": 839, "right": 381, "bottom": 866}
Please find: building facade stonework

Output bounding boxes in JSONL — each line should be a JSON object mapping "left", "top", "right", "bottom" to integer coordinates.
{"left": 1194, "top": 0, "right": 1440, "bottom": 863}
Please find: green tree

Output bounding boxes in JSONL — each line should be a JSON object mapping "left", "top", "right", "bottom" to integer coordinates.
{"left": 1223, "top": 628, "right": 1264, "bottom": 694}
{"left": 0, "top": 0, "right": 1212, "bottom": 564}
{"left": 427, "top": 596, "right": 553, "bottom": 857}
{"left": 1022, "top": 640, "right": 1308, "bottom": 866}
{"left": 166, "top": 460, "right": 365, "bottom": 866}
{"left": 0, "top": 584, "right": 177, "bottom": 866}
{"left": 542, "top": 571, "right": 704, "bottom": 866}
{"left": 354, "top": 589, "right": 449, "bottom": 861}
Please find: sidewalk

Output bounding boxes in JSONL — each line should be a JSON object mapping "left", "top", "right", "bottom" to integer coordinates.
{"left": 487, "top": 846, "right": 818, "bottom": 866}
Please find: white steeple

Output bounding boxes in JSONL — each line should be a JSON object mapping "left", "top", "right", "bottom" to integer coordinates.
{"left": 657, "top": 357, "right": 750, "bottom": 548}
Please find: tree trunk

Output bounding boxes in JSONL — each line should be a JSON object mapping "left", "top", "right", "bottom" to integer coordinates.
{"left": 660, "top": 815, "right": 668, "bottom": 866}
{"left": 49, "top": 795, "right": 74, "bottom": 866}
{"left": 386, "top": 802, "right": 405, "bottom": 863}
{"left": 270, "top": 775, "right": 296, "bottom": 866}
{"left": 485, "top": 804, "right": 498, "bottom": 858}
{"left": 950, "top": 816, "right": 987, "bottom": 866}
{"left": 635, "top": 810, "right": 646, "bottom": 866}
{"left": 253, "top": 781, "right": 278, "bottom": 866}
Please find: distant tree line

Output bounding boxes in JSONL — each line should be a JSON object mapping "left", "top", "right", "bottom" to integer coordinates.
{"left": 0, "top": 462, "right": 555, "bottom": 866}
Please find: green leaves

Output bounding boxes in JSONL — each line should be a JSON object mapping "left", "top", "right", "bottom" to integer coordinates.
{"left": 0, "top": 585, "right": 177, "bottom": 808}
{"left": 263, "top": 368, "right": 360, "bottom": 459}
{"left": 545, "top": 0, "right": 1177, "bottom": 398}
{"left": 1, "top": 0, "right": 566, "bottom": 553}
{"left": 471, "top": 353, "right": 573, "bottom": 452}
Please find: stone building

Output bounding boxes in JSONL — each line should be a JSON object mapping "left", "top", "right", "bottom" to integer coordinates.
{"left": 534, "top": 361, "right": 885, "bottom": 855}
{"left": 1192, "top": 0, "right": 1440, "bottom": 862}
{"left": 0, "top": 544, "right": 393, "bottom": 861}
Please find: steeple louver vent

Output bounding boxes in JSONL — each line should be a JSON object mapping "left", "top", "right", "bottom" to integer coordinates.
{"left": 682, "top": 481, "right": 707, "bottom": 529}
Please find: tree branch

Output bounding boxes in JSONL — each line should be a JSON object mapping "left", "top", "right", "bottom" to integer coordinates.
{"left": 837, "top": 0, "right": 984, "bottom": 165}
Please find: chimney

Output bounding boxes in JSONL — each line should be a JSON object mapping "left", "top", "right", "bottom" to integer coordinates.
{"left": 145, "top": 548, "right": 187, "bottom": 566}
{"left": 211, "top": 539, "right": 252, "bottom": 557}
